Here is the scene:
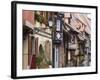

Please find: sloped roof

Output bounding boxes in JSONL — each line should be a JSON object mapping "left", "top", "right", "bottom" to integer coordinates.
{"left": 64, "top": 22, "right": 80, "bottom": 33}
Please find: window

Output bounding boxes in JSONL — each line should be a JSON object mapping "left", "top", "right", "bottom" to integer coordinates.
{"left": 56, "top": 19, "right": 61, "bottom": 31}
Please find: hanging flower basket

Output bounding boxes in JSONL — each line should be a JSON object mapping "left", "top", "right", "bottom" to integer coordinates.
{"left": 35, "top": 13, "right": 44, "bottom": 23}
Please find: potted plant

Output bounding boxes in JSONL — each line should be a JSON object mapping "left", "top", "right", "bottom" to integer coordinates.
{"left": 36, "top": 55, "right": 43, "bottom": 68}
{"left": 46, "top": 60, "right": 52, "bottom": 68}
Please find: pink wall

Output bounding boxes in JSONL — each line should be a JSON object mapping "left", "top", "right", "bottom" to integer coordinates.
{"left": 23, "top": 10, "right": 35, "bottom": 26}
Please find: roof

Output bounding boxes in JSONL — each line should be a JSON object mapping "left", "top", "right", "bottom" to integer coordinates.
{"left": 64, "top": 22, "right": 80, "bottom": 34}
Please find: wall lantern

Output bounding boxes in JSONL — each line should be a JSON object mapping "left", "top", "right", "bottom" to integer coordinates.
{"left": 48, "top": 17, "right": 53, "bottom": 28}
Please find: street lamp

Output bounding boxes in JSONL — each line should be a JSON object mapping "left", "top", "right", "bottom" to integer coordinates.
{"left": 48, "top": 16, "right": 54, "bottom": 68}
{"left": 54, "top": 13, "right": 64, "bottom": 68}
{"left": 48, "top": 12, "right": 64, "bottom": 68}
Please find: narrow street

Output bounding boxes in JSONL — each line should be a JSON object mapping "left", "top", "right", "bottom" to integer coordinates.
{"left": 22, "top": 11, "right": 91, "bottom": 69}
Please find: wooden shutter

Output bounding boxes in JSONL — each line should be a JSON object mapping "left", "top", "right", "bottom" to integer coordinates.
{"left": 35, "top": 37, "right": 39, "bottom": 55}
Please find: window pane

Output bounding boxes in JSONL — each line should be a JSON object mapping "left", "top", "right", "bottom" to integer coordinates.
{"left": 56, "top": 19, "right": 60, "bottom": 31}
